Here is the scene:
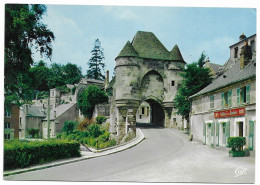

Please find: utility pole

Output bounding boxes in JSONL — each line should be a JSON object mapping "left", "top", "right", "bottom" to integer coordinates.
{"left": 47, "top": 96, "right": 50, "bottom": 139}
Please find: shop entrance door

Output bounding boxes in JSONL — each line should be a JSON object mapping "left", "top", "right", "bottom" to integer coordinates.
{"left": 238, "top": 122, "right": 243, "bottom": 137}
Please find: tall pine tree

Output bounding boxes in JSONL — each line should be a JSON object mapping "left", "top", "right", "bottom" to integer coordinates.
{"left": 86, "top": 39, "right": 105, "bottom": 80}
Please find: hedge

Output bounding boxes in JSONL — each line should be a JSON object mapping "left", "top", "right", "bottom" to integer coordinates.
{"left": 4, "top": 139, "right": 80, "bottom": 170}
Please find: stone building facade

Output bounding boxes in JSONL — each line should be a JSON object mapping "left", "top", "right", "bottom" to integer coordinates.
{"left": 19, "top": 77, "right": 104, "bottom": 139}
{"left": 107, "top": 31, "right": 185, "bottom": 141}
{"left": 190, "top": 34, "right": 256, "bottom": 154}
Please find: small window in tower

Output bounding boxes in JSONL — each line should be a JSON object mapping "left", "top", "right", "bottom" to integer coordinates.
{"left": 142, "top": 107, "right": 145, "bottom": 115}
{"left": 234, "top": 47, "right": 238, "bottom": 58}
{"left": 171, "top": 81, "right": 175, "bottom": 86}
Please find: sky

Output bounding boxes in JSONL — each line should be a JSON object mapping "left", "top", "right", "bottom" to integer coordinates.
{"left": 33, "top": 4, "right": 256, "bottom": 79}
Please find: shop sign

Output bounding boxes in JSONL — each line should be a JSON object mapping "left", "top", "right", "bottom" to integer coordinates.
{"left": 214, "top": 107, "right": 245, "bottom": 118}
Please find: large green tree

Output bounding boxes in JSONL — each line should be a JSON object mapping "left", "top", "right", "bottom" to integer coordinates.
{"left": 86, "top": 39, "right": 105, "bottom": 80}
{"left": 77, "top": 86, "right": 108, "bottom": 119}
{"left": 30, "top": 60, "right": 50, "bottom": 92}
{"left": 174, "top": 52, "right": 213, "bottom": 129}
{"left": 48, "top": 62, "right": 82, "bottom": 89}
{"left": 4, "top": 4, "right": 54, "bottom": 106}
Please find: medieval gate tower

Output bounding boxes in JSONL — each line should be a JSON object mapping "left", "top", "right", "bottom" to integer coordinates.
{"left": 108, "top": 31, "right": 186, "bottom": 142}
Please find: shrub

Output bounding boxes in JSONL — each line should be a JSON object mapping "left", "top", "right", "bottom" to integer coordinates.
{"left": 96, "top": 115, "right": 107, "bottom": 124}
{"left": 77, "top": 118, "right": 93, "bottom": 131}
{"left": 227, "top": 137, "right": 246, "bottom": 151}
{"left": 4, "top": 139, "right": 80, "bottom": 170}
{"left": 62, "top": 120, "right": 77, "bottom": 134}
{"left": 87, "top": 124, "right": 104, "bottom": 138}
{"left": 98, "top": 132, "right": 110, "bottom": 142}
{"left": 27, "top": 129, "right": 39, "bottom": 138}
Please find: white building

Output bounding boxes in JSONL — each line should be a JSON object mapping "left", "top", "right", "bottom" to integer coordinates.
{"left": 189, "top": 34, "right": 256, "bottom": 155}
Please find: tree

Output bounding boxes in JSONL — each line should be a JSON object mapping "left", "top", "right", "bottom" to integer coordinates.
{"left": 174, "top": 52, "right": 213, "bottom": 129}
{"left": 47, "top": 62, "right": 82, "bottom": 89}
{"left": 86, "top": 39, "right": 105, "bottom": 80}
{"left": 63, "top": 63, "right": 83, "bottom": 84}
{"left": 5, "top": 4, "right": 54, "bottom": 105}
{"left": 77, "top": 85, "right": 108, "bottom": 118}
{"left": 30, "top": 60, "right": 50, "bottom": 92}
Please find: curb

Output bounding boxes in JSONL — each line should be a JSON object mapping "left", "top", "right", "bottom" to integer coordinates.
{"left": 3, "top": 128, "right": 145, "bottom": 177}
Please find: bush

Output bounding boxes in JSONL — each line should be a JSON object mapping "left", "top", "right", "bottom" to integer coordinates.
{"left": 4, "top": 139, "right": 80, "bottom": 170}
{"left": 77, "top": 118, "right": 93, "bottom": 131}
{"left": 62, "top": 120, "right": 77, "bottom": 134}
{"left": 96, "top": 115, "right": 107, "bottom": 124}
{"left": 227, "top": 137, "right": 246, "bottom": 151}
{"left": 27, "top": 129, "right": 39, "bottom": 138}
{"left": 98, "top": 132, "right": 110, "bottom": 143}
{"left": 87, "top": 124, "right": 104, "bottom": 138}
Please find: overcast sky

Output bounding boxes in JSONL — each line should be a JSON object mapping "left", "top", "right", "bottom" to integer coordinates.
{"left": 33, "top": 4, "right": 256, "bottom": 79}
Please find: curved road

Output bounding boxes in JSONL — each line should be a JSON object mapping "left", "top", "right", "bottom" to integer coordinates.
{"left": 5, "top": 127, "right": 255, "bottom": 183}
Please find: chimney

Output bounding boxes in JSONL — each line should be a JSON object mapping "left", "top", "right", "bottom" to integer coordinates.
{"left": 105, "top": 70, "right": 109, "bottom": 88}
{"left": 205, "top": 57, "right": 210, "bottom": 63}
{"left": 239, "top": 33, "right": 246, "bottom": 41}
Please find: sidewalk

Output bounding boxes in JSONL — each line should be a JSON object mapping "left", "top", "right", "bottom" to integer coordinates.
{"left": 3, "top": 128, "right": 145, "bottom": 177}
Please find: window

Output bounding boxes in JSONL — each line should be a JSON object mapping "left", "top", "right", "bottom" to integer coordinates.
{"left": 4, "top": 134, "right": 11, "bottom": 140}
{"left": 139, "top": 115, "right": 142, "bottom": 119}
{"left": 5, "top": 110, "right": 11, "bottom": 118}
{"left": 234, "top": 47, "right": 238, "bottom": 58}
{"left": 210, "top": 95, "right": 214, "bottom": 109}
{"left": 171, "top": 81, "right": 175, "bottom": 86}
{"left": 221, "top": 90, "right": 232, "bottom": 108}
{"left": 237, "top": 84, "right": 250, "bottom": 105}
{"left": 142, "top": 107, "right": 145, "bottom": 115}
{"left": 4, "top": 122, "right": 10, "bottom": 129}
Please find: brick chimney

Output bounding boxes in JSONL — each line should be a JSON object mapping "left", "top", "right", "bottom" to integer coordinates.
{"left": 105, "top": 70, "right": 109, "bottom": 88}
{"left": 239, "top": 33, "right": 246, "bottom": 41}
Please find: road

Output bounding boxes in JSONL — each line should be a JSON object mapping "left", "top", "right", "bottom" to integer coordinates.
{"left": 4, "top": 127, "right": 255, "bottom": 183}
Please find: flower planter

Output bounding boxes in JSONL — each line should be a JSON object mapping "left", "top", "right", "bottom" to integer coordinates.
{"left": 229, "top": 150, "right": 246, "bottom": 157}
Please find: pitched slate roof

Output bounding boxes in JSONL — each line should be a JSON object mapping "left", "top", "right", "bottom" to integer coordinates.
{"left": 204, "top": 62, "right": 223, "bottom": 75}
{"left": 116, "top": 31, "right": 185, "bottom": 63}
{"left": 170, "top": 45, "right": 184, "bottom": 61}
{"left": 43, "top": 103, "right": 76, "bottom": 121}
{"left": 117, "top": 41, "right": 138, "bottom": 58}
{"left": 106, "top": 76, "right": 116, "bottom": 90}
{"left": 27, "top": 106, "right": 46, "bottom": 118}
{"left": 190, "top": 60, "right": 256, "bottom": 98}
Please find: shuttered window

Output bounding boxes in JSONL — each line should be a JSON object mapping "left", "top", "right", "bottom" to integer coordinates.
{"left": 216, "top": 122, "right": 219, "bottom": 146}
{"left": 237, "top": 88, "right": 240, "bottom": 105}
{"left": 210, "top": 95, "right": 214, "bottom": 109}
{"left": 225, "top": 121, "right": 230, "bottom": 147}
{"left": 249, "top": 120, "right": 254, "bottom": 150}
{"left": 228, "top": 90, "right": 232, "bottom": 107}
{"left": 211, "top": 122, "right": 215, "bottom": 146}
{"left": 246, "top": 84, "right": 250, "bottom": 103}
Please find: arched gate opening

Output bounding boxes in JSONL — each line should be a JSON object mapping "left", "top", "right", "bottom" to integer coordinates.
{"left": 136, "top": 99, "right": 165, "bottom": 127}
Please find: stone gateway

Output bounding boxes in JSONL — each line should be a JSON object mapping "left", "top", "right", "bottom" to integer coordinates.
{"left": 106, "top": 31, "right": 186, "bottom": 142}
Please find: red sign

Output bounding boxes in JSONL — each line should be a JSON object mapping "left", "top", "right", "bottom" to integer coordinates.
{"left": 214, "top": 107, "right": 245, "bottom": 119}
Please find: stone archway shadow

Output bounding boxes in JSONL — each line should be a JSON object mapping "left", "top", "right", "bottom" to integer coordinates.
{"left": 136, "top": 97, "right": 165, "bottom": 128}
